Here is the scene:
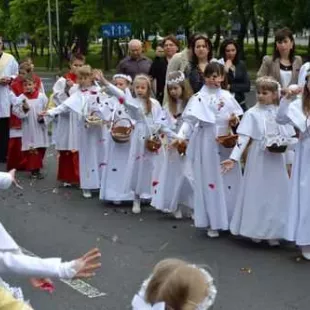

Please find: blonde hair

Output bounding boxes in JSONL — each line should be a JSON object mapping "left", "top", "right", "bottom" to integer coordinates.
{"left": 166, "top": 71, "right": 193, "bottom": 115}
{"left": 145, "top": 259, "right": 209, "bottom": 310}
{"left": 256, "top": 76, "right": 280, "bottom": 104}
{"left": 133, "top": 74, "right": 152, "bottom": 114}
{"left": 77, "top": 65, "right": 92, "bottom": 78}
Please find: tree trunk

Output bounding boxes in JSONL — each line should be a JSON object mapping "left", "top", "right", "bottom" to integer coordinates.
{"left": 249, "top": 0, "right": 260, "bottom": 61}
{"left": 236, "top": 0, "right": 248, "bottom": 60}
{"left": 8, "top": 41, "right": 14, "bottom": 56}
{"left": 262, "top": 18, "right": 269, "bottom": 59}
{"left": 213, "top": 24, "right": 221, "bottom": 55}
{"left": 74, "top": 25, "right": 90, "bottom": 55}
{"left": 13, "top": 42, "right": 20, "bottom": 60}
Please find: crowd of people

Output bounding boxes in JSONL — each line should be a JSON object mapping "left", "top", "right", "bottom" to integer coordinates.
{"left": 1, "top": 25, "right": 310, "bottom": 308}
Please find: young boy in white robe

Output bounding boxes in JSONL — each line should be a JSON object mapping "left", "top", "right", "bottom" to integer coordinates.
{"left": 173, "top": 62, "right": 243, "bottom": 238}
{"left": 276, "top": 73, "right": 310, "bottom": 259}
{"left": 43, "top": 65, "right": 112, "bottom": 198}
{"left": 12, "top": 74, "right": 49, "bottom": 179}
{"left": 222, "top": 77, "right": 297, "bottom": 245}
{"left": 52, "top": 53, "right": 85, "bottom": 187}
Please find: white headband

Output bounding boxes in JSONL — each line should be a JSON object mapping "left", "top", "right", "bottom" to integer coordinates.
{"left": 132, "top": 265, "right": 217, "bottom": 310}
{"left": 166, "top": 71, "right": 185, "bottom": 86}
{"left": 113, "top": 74, "right": 132, "bottom": 84}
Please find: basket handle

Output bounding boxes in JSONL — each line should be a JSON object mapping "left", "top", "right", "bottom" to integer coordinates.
{"left": 111, "top": 118, "right": 133, "bottom": 130}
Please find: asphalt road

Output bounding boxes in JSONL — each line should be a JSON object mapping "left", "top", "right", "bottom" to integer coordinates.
{"left": 1, "top": 140, "right": 310, "bottom": 310}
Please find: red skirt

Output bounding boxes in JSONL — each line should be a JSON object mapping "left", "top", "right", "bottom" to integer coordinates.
{"left": 57, "top": 151, "right": 80, "bottom": 184}
{"left": 6, "top": 137, "right": 27, "bottom": 171}
{"left": 23, "top": 148, "right": 46, "bottom": 171}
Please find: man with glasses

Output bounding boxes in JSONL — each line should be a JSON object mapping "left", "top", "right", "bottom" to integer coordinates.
{"left": 0, "top": 37, "right": 19, "bottom": 163}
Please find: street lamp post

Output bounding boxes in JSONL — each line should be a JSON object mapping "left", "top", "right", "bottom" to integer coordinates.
{"left": 47, "top": 0, "right": 53, "bottom": 69}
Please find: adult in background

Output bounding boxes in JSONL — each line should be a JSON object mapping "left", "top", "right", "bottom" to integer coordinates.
{"left": 219, "top": 38, "right": 251, "bottom": 111}
{"left": 149, "top": 35, "right": 179, "bottom": 103}
{"left": 116, "top": 39, "right": 152, "bottom": 80}
{"left": 185, "top": 35, "right": 214, "bottom": 93}
{"left": 0, "top": 36, "right": 19, "bottom": 163}
{"left": 257, "top": 27, "right": 302, "bottom": 90}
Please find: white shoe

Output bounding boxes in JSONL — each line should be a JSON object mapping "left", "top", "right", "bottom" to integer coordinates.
{"left": 301, "top": 245, "right": 310, "bottom": 260}
{"left": 207, "top": 229, "right": 219, "bottom": 238}
{"left": 173, "top": 209, "right": 183, "bottom": 219}
{"left": 132, "top": 199, "right": 141, "bottom": 214}
{"left": 82, "top": 190, "right": 92, "bottom": 198}
{"left": 252, "top": 238, "right": 262, "bottom": 243}
{"left": 268, "top": 239, "right": 280, "bottom": 247}
{"left": 63, "top": 182, "right": 72, "bottom": 187}
{"left": 113, "top": 201, "right": 122, "bottom": 205}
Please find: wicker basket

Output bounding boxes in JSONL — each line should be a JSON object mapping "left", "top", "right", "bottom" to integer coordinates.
{"left": 145, "top": 136, "right": 162, "bottom": 153}
{"left": 177, "top": 140, "right": 187, "bottom": 155}
{"left": 111, "top": 118, "right": 133, "bottom": 143}
{"left": 266, "top": 144, "right": 287, "bottom": 153}
{"left": 85, "top": 115, "right": 103, "bottom": 126}
{"left": 216, "top": 134, "right": 238, "bottom": 148}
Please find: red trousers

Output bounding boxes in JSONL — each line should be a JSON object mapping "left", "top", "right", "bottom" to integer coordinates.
{"left": 57, "top": 151, "right": 80, "bottom": 184}
{"left": 23, "top": 148, "right": 46, "bottom": 171}
{"left": 6, "top": 137, "right": 27, "bottom": 171}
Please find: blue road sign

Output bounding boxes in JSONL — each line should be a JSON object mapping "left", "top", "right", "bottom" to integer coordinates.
{"left": 101, "top": 23, "right": 132, "bottom": 38}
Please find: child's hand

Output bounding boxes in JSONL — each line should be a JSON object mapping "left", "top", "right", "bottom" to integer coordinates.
{"left": 66, "top": 79, "right": 74, "bottom": 88}
{"left": 72, "top": 248, "right": 101, "bottom": 278}
{"left": 221, "top": 159, "right": 235, "bottom": 174}
{"left": 30, "top": 278, "right": 55, "bottom": 293}
{"left": 39, "top": 111, "right": 48, "bottom": 116}
{"left": 170, "top": 138, "right": 182, "bottom": 149}
{"left": 93, "top": 69, "right": 107, "bottom": 85}
{"left": 8, "top": 169, "right": 23, "bottom": 189}
{"left": 0, "top": 77, "right": 10, "bottom": 85}
{"left": 229, "top": 113, "right": 239, "bottom": 127}
{"left": 22, "top": 99, "right": 30, "bottom": 112}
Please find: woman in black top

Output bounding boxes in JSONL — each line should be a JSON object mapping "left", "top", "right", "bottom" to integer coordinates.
{"left": 219, "top": 39, "right": 251, "bottom": 111}
{"left": 149, "top": 35, "right": 179, "bottom": 104}
{"left": 185, "top": 35, "right": 213, "bottom": 93}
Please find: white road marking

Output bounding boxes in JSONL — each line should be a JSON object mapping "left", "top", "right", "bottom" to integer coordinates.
{"left": 21, "top": 247, "right": 106, "bottom": 298}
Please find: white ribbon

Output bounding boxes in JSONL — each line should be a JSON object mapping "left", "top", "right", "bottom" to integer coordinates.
{"left": 132, "top": 294, "right": 166, "bottom": 310}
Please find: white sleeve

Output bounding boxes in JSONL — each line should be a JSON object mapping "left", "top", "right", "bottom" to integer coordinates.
{"left": 12, "top": 97, "right": 29, "bottom": 119}
{"left": 229, "top": 134, "right": 251, "bottom": 162}
{"left": 276, "top": 98, "right": 292, "bottom": 125}
{"left": 48, "top": 103, "right": 70, "bottom": 117}
{"left": 177, "top": 120, "right": 195, "bottom": 139}
{"left": 0, "top": 172, "right": 13, "bottom": 190}
{"left": 298, "top": 63, "right": 309, "bottom": 88}
{"left": 0, "top": 252, "right": 78, "bottom": 279}
{"left": 106, "top": 83, "right": 125, "bottom": 100}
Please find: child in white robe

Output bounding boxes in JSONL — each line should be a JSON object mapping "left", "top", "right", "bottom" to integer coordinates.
{"left": 132, "top": 258, "right": 217, "bottom": 310}
{"left": 276, "top": 74, "right": 310, "bottom": 259}
{"left": 12, "top": 74, "right": 49, "bottom": 179}
{"left": 52, "top": 54, "right": 85, "bottom": 187}
{"left": 222, "top": 77, "right": 297, "bottom": 245}
{"left": 95, "top": 73, "right": 134, "bottom": 204}
{"left": 174, "top": 62, "right": 243, "bottom": 237}
{"left": 150, "top": 71, "right": 194, "bottom": 218}
{"left": 43, "top": 65, "right": 112, "bottom": 198}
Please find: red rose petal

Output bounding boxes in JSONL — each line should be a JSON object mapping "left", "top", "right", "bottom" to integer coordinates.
{"left": 152, "top": 181, "right": 159, "bottom": 187}
{"left": 40, "top": 282, "right": 55, "bottom": 293}
{"left": 208, "top": 183, "right": 215, "bottom": 189}
{"left": 119, "top": 97, "right": 125, "bottom": 104}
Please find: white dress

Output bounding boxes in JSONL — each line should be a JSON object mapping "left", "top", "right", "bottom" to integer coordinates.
{"left": 99, "top": 92, "right": 134, "bottom": 202}
{"left": 52, "top": 78, "right": 79, "bottom": 151}
{"left": 122, "top": 97, "right": 164, "bottom": 197}
{"left": 48, "top": 86, "right": 112, "bottom": 190}
{"left": 230, "top": 103, "right": 296, "bottom": 240}
{"left": 178, "top": 85, "right": 242, "bottom": 229}
{"left": 151, "top": 103, "right": 194, "bottom": 213}
{"left": 276, "top": 98, "right": 310, "bottom": 245}
{"left": 12, "top": 93, "right": 49, "bottom": 151}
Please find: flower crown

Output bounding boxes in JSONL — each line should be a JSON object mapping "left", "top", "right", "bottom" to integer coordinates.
{"left": 113, "top": 74, "right": 132, "bottom": 84}
{"left": 132, "top": 265, "right": 217, "bottom": 310}
{"left": 166, "top": 71, "right": 185, "bottom": 86}
{"left": 256, "top": 77, "right": 282, "bottom": 97}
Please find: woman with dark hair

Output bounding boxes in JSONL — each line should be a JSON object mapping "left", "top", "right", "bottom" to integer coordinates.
{"left": 149, "top": 35, "right": 180, "bottom": 104}
{"left": 219, "top": 39, "right": 250, "bottom": 111}
{"left": 257, "top": 27, "right": 302, "bottom": 90}
{"left": 185, "top": 35, "right": 214, "bottom": 93}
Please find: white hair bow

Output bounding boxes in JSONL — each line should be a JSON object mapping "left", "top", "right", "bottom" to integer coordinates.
{"left": 132, "top": 294, "right": 166, "bottom": 310}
